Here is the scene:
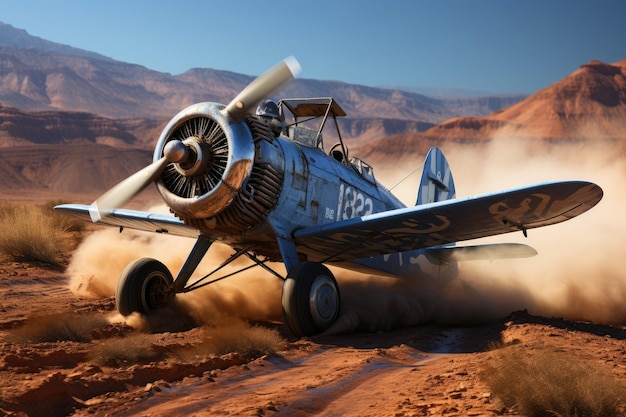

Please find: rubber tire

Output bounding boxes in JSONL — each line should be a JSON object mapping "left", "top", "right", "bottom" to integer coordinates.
{"left": 116, "top": 258, "right": 174, "bottom": 316}
{"left": 281, "top": 262, "right": 340, "bottom": 337}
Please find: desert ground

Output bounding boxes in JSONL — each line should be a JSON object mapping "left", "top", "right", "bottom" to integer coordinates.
{"left": 1, "top": 254, "right": 625, "bottom": 417}
{"left": 2, "top": 144, "right": 626, "bottom": 417}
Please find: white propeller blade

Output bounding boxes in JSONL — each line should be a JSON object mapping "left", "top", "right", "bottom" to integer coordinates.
{"left": 224, "top": 56, "right": 301, "bottom": 119}
{"left": 90, "top": 157, "right": 168, "bottom": 222}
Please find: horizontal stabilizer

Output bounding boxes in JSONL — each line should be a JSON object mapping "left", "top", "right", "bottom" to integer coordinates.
{"left": 426, "top": 243, "right": 537, "bottom": 264}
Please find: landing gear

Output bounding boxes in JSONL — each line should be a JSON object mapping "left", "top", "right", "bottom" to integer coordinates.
{"left": 115, "top": 250, "right": 341, "bottom": 339}
{"left": 281, "top": 262, "right": 340, "bottom": 337}
{"left": 116, "top": 258, "right": 175, "bottom": 316}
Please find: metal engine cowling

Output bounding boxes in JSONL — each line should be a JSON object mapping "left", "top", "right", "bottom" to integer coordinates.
{"left": 154, "top": 102, "right": 255, "bottom": 220}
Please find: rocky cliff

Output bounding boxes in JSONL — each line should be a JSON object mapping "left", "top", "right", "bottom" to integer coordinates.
{"left": 359, "top": 59, "right": 626, "bottom": 164}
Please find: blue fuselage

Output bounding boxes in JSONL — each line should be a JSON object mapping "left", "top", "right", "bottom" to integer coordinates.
{"left": 227, "top": 133, "right": 454, "bottom": 280}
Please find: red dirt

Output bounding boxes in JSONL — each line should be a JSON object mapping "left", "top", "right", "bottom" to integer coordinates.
{"left": 1, "top": 255, "right": 625, "bottom": 416}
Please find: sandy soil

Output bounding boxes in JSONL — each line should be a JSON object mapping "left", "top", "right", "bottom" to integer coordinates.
{"left": 2, "top": 145, "right": 625, "bottom": 416}
{"left": 1, "top": 254, "right": 625, "bottom": 417}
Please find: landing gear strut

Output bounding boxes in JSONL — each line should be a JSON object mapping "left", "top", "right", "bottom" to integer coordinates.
{"left": 115, "top": 236, "right": 212, "bottom": 317}
{"left": 281, "top": 262, "right": 341, "bottom": 337}
{"left": 115, "top": 246, "right": 341, "bottom": 339}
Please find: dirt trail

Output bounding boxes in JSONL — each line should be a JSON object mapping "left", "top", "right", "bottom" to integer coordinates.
{"left": 74, "top": 325, "right": 505, "bottom": 417}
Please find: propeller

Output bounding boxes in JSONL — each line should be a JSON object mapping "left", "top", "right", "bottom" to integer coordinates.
{"left": 224, "top": 56, "right": 301, "bottom": 120}
{"left": 89, "top": 157, "right": 168, "bottom": 222}
{"left": 89, "top": 57, "right": 301, "bottom": 222}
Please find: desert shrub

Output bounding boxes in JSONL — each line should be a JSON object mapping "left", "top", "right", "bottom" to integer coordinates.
{"left": 6, "top": 311, "right": 109, "bottom": 343}
{"left": 0, "top": 204, "right": 67, "bottom": 264}
{"left": 181, "top": 319, "right": 286, "bottom": 360}
{"left": 203, "top": 323, "right": 286, "bottom": 358}
{"left": 89, "top": 333, "right": 157, "bottom": 366}
{"left": 481, "top": 347, "right": 624, "bottom": 417}
{"left": 40, "top": 199, "right": 85, "bottom": 232}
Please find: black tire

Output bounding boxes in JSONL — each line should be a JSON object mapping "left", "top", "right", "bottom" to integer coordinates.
{"left": 281, "top": 262, "right": 340, "bottom": 337}
{"left": 116, "top": 258, "right": 174, "bottom": 316}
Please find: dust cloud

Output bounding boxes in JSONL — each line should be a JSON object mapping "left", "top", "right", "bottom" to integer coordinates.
{"left": 66, "top": 205, "right": 284, "bottom": 329}
{"left": 330, "top": 138, "right": 626, "bottom": 333}
{"left": 67, "top": 139, "right": 625, "bottom": 334}
{"left": 446, "top": 140, "right": 626, "bottom": 325}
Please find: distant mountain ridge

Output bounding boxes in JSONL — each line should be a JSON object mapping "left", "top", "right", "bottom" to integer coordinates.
{"left": 4, "top": 22, "right": 623, "bottom": 199}
{"left": 359, "top": 59, "right": 626, "bottom": 163}
{"left": 421, "top": 59, "right": 626, "bottom": 142}
{"left": 0, "top": 22, "right": 111, "bottom": 62}
{"left": 0, "top": 21, "right": 524, "bottom": 145}
{"left": 380, "top": 85, "right": 505, "bottom": 98}
{"left": 0, "top": 104, "right": 163, "bottom": 148}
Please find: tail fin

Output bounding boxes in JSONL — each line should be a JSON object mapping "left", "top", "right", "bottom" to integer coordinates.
{"left": 416, "top": 147, "right": 456, "bottom": 205}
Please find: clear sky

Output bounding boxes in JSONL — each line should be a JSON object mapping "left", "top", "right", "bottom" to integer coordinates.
{"left": 2, "top": 0, "right": 625, "bottom": 94}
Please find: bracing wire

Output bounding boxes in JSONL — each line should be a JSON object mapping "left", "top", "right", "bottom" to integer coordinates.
{"left": 389, "top": 163, "right": 423, "bottom": 191}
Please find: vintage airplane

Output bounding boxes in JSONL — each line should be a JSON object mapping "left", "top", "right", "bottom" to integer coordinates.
{"left": 55, "top": 57, "right": 603, "bottom": 337}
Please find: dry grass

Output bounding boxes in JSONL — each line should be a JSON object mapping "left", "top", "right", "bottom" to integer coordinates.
{"left": 42, "top": 199, "right": 85, "bottom": 233}
{"left": 0, "top": 202, "right": 74, "bottom": 265}
{"left": 202, "top": 323, "right": 286, "bottom": 358}
{"left": 89, "top": 333, "right": 158, "bottom": 366}
{"left": 90, "top": 319, "right": 286, "bottom": 367}
{"left": 93, "top": 317, "right": 286, "bottom": 366}
{"left": 481, "top": 346, "right": 624, "bottom": 417}
{"left": 6, "top": 311, "right": 109, "bottom": 343}
{"left": 180, "top": 318, "right": 287, "bottom": 361}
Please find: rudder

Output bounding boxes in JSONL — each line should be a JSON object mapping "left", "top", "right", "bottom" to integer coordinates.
{"left": 416, "top": 147, "right": 456, "bottom": 205}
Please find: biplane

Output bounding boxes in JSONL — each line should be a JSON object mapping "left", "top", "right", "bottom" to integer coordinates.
{"left": 55, "top": 58, "right": 603, "bottom": 336}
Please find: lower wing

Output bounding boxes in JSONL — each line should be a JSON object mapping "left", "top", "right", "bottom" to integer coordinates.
{"left": 53, "top": 204, "right": 199, "bottom": 238}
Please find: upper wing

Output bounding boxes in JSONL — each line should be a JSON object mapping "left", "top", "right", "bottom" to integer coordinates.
{"left": 293, "top": 181, "right": 602, "bottom": 261}
{"left": 54, "top": 204, "right": 200, "bottom": 238}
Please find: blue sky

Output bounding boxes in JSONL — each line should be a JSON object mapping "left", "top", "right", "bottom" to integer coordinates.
{"left": 2, "top": 0, "right": 625, "bottom": 94}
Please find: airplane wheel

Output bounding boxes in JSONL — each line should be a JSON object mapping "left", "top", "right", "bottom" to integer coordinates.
{"left": 281, "top": 262, "right": 340, "bottom": 337}
{"left": 116, "top": 258, "right": 174, "bottom": 316}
